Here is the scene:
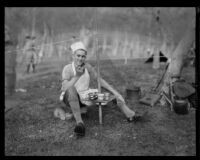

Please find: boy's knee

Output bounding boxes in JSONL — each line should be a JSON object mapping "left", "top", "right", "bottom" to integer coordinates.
{"left": 66, "top": 86, "right": 79, "bottom": 102}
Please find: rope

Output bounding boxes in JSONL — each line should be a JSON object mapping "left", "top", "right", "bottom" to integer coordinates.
{"left": 6, "top": 38, "right": 170, "bottom": 60}
{"left": 6, "top": 39, "right": 72, "bottom": 53}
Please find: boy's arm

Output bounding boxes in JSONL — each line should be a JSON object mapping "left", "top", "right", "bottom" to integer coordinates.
{"left": 61, "top": 65, "right": 77, "bottom": 92}
{"left": 62, "top": 77, "right": 79, "bottom": 92}
{"left": 61, "top": 64, "right": 85, "bottom": 92}
{"left": 86, "top": 63, "right": 125, "bottom": 103}
{"left": 100, "top": 78, "right": 125, "bottom": 104}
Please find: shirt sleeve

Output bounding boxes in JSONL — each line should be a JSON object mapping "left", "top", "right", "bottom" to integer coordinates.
{"left": 61, "top": 64, "right": 73, "bottom": 92}
{"left": 62, "top": 64, "right": 72, "bottom": 81}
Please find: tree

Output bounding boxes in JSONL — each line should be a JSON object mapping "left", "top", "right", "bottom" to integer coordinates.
{"left": 5, "top": 25, "right": 17, "bottom": 96}
{"left": 161, "top": 21, "right": 195, "bottom": 98}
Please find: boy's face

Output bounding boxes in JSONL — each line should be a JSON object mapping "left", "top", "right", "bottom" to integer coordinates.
{"left": 73, "top": 49, "right": 87, "bottom": 66}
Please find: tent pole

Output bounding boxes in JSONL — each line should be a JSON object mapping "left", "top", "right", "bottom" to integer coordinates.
{"left": 95, "top": 8, "right": 102, "bottom": 125}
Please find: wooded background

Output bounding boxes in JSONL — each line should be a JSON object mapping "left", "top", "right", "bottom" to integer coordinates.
{"left": 5, "top": 7, "right": 195, "bottom": 61}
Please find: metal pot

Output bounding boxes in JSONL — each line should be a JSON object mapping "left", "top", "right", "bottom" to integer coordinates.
{"left": 173, "top": 99, "right": 189, "bottom": 115}
{"left": 126, "top": 86, "right": 141, "bottom": 101}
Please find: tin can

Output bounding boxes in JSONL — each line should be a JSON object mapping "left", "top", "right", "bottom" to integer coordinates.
{"left": 98, "top": 93, "right": 104, "bottom": 101}
{"left": 104, "top": 92, "right": 110, "bottom": 101}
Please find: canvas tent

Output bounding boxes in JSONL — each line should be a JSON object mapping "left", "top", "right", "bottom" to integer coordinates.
{"left": 145, "top": 51, "right": 168, "bottom": 63}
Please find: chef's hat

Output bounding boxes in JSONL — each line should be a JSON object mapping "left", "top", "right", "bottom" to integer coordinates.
{"left": 70, "top": 41, "right": 87, "bottom": 54}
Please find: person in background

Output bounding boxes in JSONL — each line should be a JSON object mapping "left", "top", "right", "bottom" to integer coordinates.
{"left": 56, "top": 41, "right": 143, "bottom": 137}
{"left": 24, "top": 35, "right": 37, "bottom": 73}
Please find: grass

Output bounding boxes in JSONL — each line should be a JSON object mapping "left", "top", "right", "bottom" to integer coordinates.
{"left": 5, "top": 59, "right": 196, "bottom": 156}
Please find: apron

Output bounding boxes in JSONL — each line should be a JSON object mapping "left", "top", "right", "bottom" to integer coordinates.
{"left": 72, "top": 62, "right": 90, "bottom": 93}
{"left": 72, "top": 62, "right": 93, "bottom": 105}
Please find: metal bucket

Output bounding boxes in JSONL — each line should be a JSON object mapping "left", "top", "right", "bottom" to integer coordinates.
{"left": 173, "top": 99, "right": 189, "bottom": 115}
{"left": 126, "top": 86, "right": 141, "bottom": 101}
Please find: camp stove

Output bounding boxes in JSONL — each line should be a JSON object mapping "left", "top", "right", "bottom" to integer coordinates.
{"left": 161, "top": 78, "right": 194, "bottom": 115}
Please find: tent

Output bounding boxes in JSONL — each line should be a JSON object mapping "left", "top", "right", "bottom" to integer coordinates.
{"left": 145, "top": 51, "right": 168, "bottom": 63}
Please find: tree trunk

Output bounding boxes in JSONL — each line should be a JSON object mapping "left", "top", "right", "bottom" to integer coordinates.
{"left": 161, "top": 25, "right": 195, "bottom": 95}
{"left": 153, "top": 46, "right": 160, "bottom": 69}
{"left": 153, "top": 9, "right": 162, "bottom": 69}
{"left": 5, "top": 27, "right": 17, "bottom": 96}
{"left": 112, "top": 36, "right": 119, "bottom": 56}
{"left": 168, "top": 27, "right": 194, "bottom": 77}
{"left": 122, "top": 34, "right": 129, "bottom": 65}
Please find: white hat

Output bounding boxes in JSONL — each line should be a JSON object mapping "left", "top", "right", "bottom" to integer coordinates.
{"left": 70, "top": 41, "right": 87, "bottom": 54}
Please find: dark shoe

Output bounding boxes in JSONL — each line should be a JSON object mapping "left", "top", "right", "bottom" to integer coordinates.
{"left": 127, "top": 111, "right": 148, "bottom": 123}
{"left": 74, "top": 122, "right": 85, "bottom": 137}
{"left": 127, "top": 115, "right": 142, "bottom": 122}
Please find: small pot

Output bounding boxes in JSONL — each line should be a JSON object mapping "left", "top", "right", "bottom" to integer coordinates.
{"left": 173, "top": 99, "right": 189, "bottom": 115}
{"left": 126, "top": 86, "right": 141, "bottom": 101}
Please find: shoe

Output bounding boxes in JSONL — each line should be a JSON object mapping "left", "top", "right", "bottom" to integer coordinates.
{"left": 74, "top": 122, "right": 85, "bottom": 137}
{"left": 127, "top": 114, "right": 142, "bottom": 122}
{"left": 127, "top": 111, "right": 149, "bottom": 123}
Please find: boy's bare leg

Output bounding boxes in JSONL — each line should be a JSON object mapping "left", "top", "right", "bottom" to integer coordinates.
{"left": 116, "top": 99, "right": 135, "bottom": 118}
{"left": 63, "top": 86, "right": 85, "bottom": 136}
{"left": 116, "top": 99, "right": 143, "bottom": 122}
{"left": 67, "top": 86, "right": 83, "bottom": 124}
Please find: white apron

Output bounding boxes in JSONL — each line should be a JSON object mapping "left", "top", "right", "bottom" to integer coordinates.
{"left": 72, "top": 62, "right": 96, "bottom": 105}
{"left": 72, "top": 62, "right": 90, "bottom": 93}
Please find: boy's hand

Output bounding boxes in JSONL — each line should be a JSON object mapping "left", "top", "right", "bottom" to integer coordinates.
{"left": 75, "top": 64, "right": 85, "bottom": 77}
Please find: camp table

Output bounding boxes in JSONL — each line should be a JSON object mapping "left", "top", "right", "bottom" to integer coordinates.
{"left": 82, "top": 94, "right": 116, "bottom": 124}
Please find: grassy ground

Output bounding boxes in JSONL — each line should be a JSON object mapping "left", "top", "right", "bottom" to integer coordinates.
{"left": 5, "top": 59, "right": 196, "bottom": 156}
